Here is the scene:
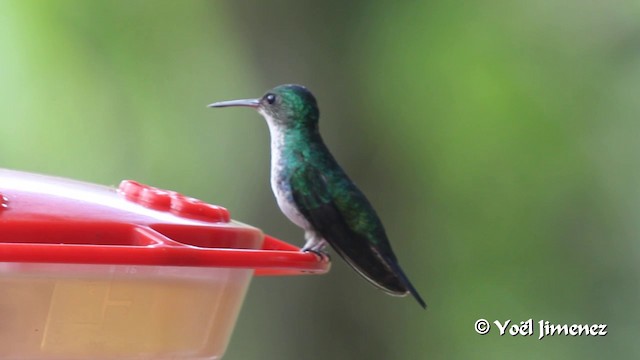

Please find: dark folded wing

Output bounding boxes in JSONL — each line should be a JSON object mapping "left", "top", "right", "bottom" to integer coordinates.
{"left": 289, "top": 164, "right": 409, "bottom": 295}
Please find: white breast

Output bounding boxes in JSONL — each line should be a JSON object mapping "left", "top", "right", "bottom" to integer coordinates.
{"left": 263, "top": 111, "right": 312, "bottom": 231}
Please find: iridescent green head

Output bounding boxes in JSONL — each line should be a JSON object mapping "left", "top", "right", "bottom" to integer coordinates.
{"left": 209, "top": 84, "right": 319, "bottom": 130}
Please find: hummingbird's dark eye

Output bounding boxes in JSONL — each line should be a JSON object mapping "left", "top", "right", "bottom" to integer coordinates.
{"left": 265, "top": 93, "right": 276, "bottom": 105}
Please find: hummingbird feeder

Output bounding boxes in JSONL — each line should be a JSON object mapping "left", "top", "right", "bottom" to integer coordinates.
{"left": 0, "top": 168, "right": 330, "bottom": 359}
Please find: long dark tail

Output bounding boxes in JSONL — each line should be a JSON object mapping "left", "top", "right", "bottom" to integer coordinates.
{"left": 385, "top": 258, "right": 427, "bottom": 309}
{"left": 336, "top": 244, "right": 427, "bottom": 309}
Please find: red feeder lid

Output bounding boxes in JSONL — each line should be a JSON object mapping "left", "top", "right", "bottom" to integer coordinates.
{"left": 0, "top": 169, "right": 329, "bottom": 276}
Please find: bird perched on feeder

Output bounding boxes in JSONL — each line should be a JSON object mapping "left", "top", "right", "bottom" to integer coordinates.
{"left": 209, "top": 84, "right": 426, "bottom": 308}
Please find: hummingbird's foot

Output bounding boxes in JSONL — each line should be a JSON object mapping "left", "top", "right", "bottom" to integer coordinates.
{"left": 302, "top": 231, "right": 326, "bottom": 251}
{"left": 301, "top": 240, "right": 327, "bottom": 252}
{"left": 302, "top": 232, "right": 330, "bottom": 261}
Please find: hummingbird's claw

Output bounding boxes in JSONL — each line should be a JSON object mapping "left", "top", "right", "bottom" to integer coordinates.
{"left": 302, "top": 248, "right": 331, "bottom": 262}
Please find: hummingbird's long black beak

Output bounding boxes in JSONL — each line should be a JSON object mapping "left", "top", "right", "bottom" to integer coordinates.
{"left": 207, "top": 99, "right": 260, "bottom": 108}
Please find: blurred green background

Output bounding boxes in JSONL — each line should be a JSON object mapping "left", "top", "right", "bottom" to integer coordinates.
{"left": 1, "top": 1, "right": 638, "bottom": 359}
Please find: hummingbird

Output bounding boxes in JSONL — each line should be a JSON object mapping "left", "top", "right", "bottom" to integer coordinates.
{"left": 208, "top": 84, "right": 426, "bottom": 308}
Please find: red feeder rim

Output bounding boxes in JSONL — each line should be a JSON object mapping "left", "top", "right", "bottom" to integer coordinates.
{"left": 0, "top": 169, "right": 330, "bottom": 276}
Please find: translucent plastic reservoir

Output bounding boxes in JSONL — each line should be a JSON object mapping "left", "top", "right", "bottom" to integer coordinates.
{"left": 0, "top": 264, "right": 252, "bottom": 359}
